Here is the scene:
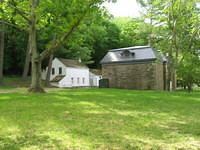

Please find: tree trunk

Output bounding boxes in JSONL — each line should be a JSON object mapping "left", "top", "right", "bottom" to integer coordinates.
{"left": 148, "top": 9, "right": 153, "bottom": 46}
{"left": 28, "top": 0, "right": 88, "bottom": 92}
{"left": 163, "top": 63, "right": 167, "bottom": 90}
{"left": 45, "top": 54, "right": 53, "bottom": 87}
{"left": 28, "top": 0, "right": 45, "bottom": 93}
{"left": 172, "top": 68, "right": 177, "bottom": 90}
{"left": 166, "top": 0, "right": 178, "bottom": 92}
{"left": 28, "top": 55, "right": 44, "bottom": 92}
{"left": 187, "top": 83, "right": 193, "bottom": 93}
{"left": 167, "top": 49, "right": 173, "bottom": 91}
{"left": 0, "top": 20, "right": 5, "bottom": 85}
{"left": 172, "top": 21, "right": 178, "bottom": 91}
{"left": 22, "top": 34, "right": 31, "bottom": 81}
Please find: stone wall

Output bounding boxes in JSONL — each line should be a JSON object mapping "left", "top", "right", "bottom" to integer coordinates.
{"left": 102, "top": 62, "right": 164, "bottom": 90}
{"left": 155, "top": 63, "right": 164, "bottom": 90}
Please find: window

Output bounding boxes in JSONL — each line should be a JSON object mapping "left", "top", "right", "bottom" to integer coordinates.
{"left": 71, "top": 78, "right": 74, "bottom": 84}
{"left": 120, "top": 50, "right": 135, "bottom": 57}
{"left": 77, "top": 77, "right": 80, "bottom": 84}
{"left": 59, "top": 67, "right": 62, "bottom": 75}
{"left": 52, "top": 68, "right": 55, "bottom": 75}
{"left": 82, "top": 78, "right": 85, "bottom": 84}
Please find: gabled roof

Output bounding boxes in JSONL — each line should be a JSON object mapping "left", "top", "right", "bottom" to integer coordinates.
{"left": 57, "top": 58, "right": 88, "bottom": 69}
{"left": 100, "top": 46, "right": 167, "bottom": 64}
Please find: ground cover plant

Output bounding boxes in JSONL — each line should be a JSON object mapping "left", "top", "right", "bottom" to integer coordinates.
{"left": 0, "top": 89, "right": 200, "bottom": 149}
{"left": 0, "top": 77, "right": 30, "bottom": 89}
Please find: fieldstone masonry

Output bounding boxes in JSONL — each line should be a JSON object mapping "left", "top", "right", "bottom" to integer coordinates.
{"left": 102, "top": 62, "right": 164, "bottom": 90}
{"left": 100, "top": 46, "right": 167, "bottom": 90}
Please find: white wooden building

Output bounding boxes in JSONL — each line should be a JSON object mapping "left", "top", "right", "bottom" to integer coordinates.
{"left": 89, "top": 70, "right": 102, "bottom": 87}
{"left": 42, "top": 58, "right": 101, "bottom": 88}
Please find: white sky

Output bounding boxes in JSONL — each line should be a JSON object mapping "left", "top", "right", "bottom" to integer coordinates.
{"left": 103, "top": 0, "right": 141, "bottom": 17}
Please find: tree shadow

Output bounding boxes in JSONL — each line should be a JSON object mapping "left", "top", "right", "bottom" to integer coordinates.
{"left": 0, "top": 134, "right": 63, "bottom": 150}
{"left": 0, "top": 89, "right": 200, "bottom": 149}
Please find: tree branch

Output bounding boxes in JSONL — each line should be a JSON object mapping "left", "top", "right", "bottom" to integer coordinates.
{"left": 6, "top": 1, "right": 31, "bottom": 24}
{"left": 40, "top": 1, "right": 94, "bottom": 60}
{"left": 188, "top": 28, "right": 199, "bottom": 49}
{"left": 0, "top": 20, "right": 28, "bottom": 32}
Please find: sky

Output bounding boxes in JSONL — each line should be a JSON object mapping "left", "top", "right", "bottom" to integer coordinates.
{"left": 103, "top": 0, "right": 142, "bottom": 17}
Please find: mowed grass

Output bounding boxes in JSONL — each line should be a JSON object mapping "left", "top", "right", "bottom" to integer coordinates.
{"left": 0, "top": 89, "right": 200, "bottom": 150}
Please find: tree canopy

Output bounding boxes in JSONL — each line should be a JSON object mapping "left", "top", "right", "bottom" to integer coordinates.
{"left": 0, "top": 0, "right": 199, "bottom": 92}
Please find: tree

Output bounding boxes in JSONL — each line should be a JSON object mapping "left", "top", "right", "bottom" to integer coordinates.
{"left": 113, "top": 17, "right": 149, "bottom": 47}
{"left": 22, "top": 32, "right": 31, "bottom": 81}
{"left": 45, "top": 54, "right": 53, "bottom": 87}
{"left": 90, "top": 19, "right": 121, "bottom": 68}
{"left": 137, "top": 0, "right": 200, "bottom": 91}
{"left": 1, "top": 0, "right": 116, "bottom": 92}
{"left": 0, "top": 19, "right": 4, "bottom": 85}
{"left": 0, "top": 0, "right": 5, "bottom": 85}
{"left": 177, "top": 52, "right": 200, "bottom": 92}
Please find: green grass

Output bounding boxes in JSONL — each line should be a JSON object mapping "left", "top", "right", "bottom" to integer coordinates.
{"left": 0, "top": 76, "right": 30, "bottom": 89}
{"left": 0, "top": 89, "right": 200, "bottom": 150}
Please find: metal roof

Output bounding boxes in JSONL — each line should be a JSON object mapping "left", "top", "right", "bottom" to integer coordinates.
{"left": 100, "top": 46, "right": 167, "bottom": 64}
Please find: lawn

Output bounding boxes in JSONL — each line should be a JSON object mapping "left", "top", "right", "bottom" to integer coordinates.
{"left": 0, "top": 89, "right": 200, "bottom": 150}
{"left": 0, "top": 76, "right": 30, "bottom": 89}
{"left": 0, "top": 77, "right": 59, "bottom": 93}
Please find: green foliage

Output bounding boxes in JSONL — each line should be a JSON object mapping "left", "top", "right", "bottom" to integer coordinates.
{"left": 4, "top": 26, "right": 27, "bottom": 74}
{"left": 113, "top": 17, "right": 149, "bottom": 47}
{"left": 177, "top": 52, "right": 200, "bottom": 90}
{"left": 3, "top": 0, "right": 199, "bottom": 87}
{"left": 1, "top": 0, "right": 151, "bottom": 74}
{"left": 1, "top": 0, "right": 122, "bottom": 72}
{"left": 137, "top": 0, "right": 200, "bottom": 90}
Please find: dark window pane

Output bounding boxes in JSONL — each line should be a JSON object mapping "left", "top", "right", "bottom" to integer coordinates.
{"left": 59, "top": 67, "right": 62, "bottom": 74}
{"left": 52, "top": 68, "right": 55, "bottom": 75}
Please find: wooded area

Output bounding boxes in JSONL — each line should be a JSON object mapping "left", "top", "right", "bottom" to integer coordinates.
{"left": 0, "top": 0, "right": 200, "bottom": 92}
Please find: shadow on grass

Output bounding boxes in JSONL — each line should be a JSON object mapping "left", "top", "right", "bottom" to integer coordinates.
{"left": 0, "top": 89, "right": 200, "bottom": 149}
{"left": 0, "top": 134, "right": 64, "bottom": 150}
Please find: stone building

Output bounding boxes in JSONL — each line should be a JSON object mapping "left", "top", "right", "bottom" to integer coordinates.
{"left": 100, "top": 46, "right": 167, "bottom": 90}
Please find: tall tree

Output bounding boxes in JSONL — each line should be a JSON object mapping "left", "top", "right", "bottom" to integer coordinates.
{"left": 178, "top": 52, "right": 200, "bottom": 92}
{"left": 2, "top": 0, "right": 115, "bottom": 92}
{"left": 0, "top": 0, "right": 5, "bottom": 85}
{"left": 137, "top": 0, "right": 200, "bottom": 91}
{"left": 0, "top": 19, "right": 4, "bottom": 85}
{"left": 113, "top": 17, "right": 149, "bottom": 47}
{"left": 22, "top": 33, "right": 31, "bottom": 81}
{"left": 28, "top": 0, "right": 43, "bottom": 92}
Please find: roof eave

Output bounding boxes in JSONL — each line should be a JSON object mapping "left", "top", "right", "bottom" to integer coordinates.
{"left": 109, "top": 46, "right": 151, "bottom": 52}
{"left": 101, "top": 58, "right": 157, "bottom": 65}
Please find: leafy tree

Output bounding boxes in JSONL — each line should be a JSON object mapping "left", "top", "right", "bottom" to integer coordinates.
{"left": 113, "top": 17, "right": 149, "bottom": 47}
{"left": 1, "top": 0, "right": 115, "bottom": 92}
{"left": 0, "top": 0, "right": 5, "bottom": 85}
{"left": 0, "top": 20, "right": 4, "bottom": 85}
{"left": 137, "top": 0, "right": 200, "bottom": 91}
{"left": 177, "top": 52, "right": 200, "bottom": 92}
{"left": 90, "top": 18, "right": 121, "bottom": 68}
